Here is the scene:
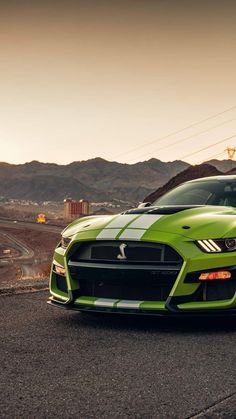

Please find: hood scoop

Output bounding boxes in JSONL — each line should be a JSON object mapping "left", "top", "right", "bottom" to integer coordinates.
{"left": 124, "top": 205, "right": 205, "bottom": 215}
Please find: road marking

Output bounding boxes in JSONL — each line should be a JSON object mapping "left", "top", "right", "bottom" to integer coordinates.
{"left": 188, "top": 392, "right": 236, "bottom": 418}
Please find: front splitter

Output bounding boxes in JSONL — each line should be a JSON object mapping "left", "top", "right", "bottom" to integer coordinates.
{"left": 47, "top": 297, "right": 236, "bottom": 317}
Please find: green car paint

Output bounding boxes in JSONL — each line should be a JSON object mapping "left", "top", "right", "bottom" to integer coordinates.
{"left": 48, "top": 176, "right": 236, "bottom": 315}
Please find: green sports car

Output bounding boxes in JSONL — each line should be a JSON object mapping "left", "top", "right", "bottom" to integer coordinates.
{"left": 48, "top": 175, "right": 236, "bottom": 316}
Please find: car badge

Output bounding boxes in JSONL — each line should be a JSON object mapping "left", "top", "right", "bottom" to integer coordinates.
{"left": 117, "top": 243, "right": 127, "bottom": 260}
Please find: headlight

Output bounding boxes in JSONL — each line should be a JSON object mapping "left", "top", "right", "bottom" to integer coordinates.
{"left": 225, "top": 238, "right": 236, "bottom": 250}
{"left": 61, "top": 236, "right": 72, "bottom": 249}
{"left": 197, "top": 238, "right": 236, "bottom": 253}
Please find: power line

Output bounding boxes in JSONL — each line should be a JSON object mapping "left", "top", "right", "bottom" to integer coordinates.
{"left": 114, "top": 105, "right": 236, "bottom": 159}
{"left": 128, "top": 117, "right": 236, "bottom": 162}
{"left": 196, "top": 151, "right": 226, "bottom": 165}
{"left": 180, "top": 134, "right": 236, "bottom": 161}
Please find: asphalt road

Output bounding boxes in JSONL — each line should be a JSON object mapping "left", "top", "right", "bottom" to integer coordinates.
{"left": 0, "top": 227, "right": 37, "bottom": 280}
{"left": 0, "top": 218, "right": 61, "bottom": 283}
{"left": 0, "top": 218, "right": 62, "bottom": 234}
{"left": 1, "top": 291, "right": 236, "bottom": 419}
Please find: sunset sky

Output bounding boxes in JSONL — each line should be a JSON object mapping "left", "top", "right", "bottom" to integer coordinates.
{"left": 0, "top": 0, "right": 236, "bottom": 165}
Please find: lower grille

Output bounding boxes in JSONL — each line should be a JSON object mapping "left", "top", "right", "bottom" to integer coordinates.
{"left": 55, "top": 274, "right": 68, "bottom": 293}
{"left": 69, "top": 264, "right": 180, "bottom": 301}
{"left": 203, "top": 281, "right": 236, "bottom": 301}
{"left": 185, "top": 268, "right": 236, "bottom": 301}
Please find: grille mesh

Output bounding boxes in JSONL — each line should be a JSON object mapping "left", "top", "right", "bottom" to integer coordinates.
{"left": 69, "top": 265, "right": 179, "bottom": 301}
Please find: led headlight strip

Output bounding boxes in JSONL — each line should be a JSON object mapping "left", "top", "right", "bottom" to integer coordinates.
{"left": 197, "top": 239, "right": 222, "bottom": 253}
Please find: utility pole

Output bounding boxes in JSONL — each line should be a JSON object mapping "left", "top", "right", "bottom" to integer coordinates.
{"left": 225, "top": 147, "right": 236, "bottom": 160}
{"left": 225, "top": 147, "right": 236, "bottom": 171}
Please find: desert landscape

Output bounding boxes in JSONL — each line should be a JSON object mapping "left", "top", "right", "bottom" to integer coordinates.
{"left": 1, "top": 158, "right": 236, "bottom": 290}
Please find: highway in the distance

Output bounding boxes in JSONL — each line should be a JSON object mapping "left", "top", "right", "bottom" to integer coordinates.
{"left": 0, "top": 218, "right": 61, "bottom": 281}
{"left": 0, "top": 290, "right": 236, "bottom": 419}
{"left": 0, "top": 218, "right": 63, "bottom": 233}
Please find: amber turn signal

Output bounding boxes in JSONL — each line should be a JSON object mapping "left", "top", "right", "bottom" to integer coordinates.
{"left": 54, "top": 265, "right": 66, "bottom": 276}
{"left": 199, "top": 271, "right": 231, "bottom": 281}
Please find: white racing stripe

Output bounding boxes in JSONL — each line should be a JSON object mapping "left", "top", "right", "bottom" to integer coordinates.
{"left": 118, "top": 229, "right": 145, "bottom": 240}
{"left": 96, "top": 214, "right": 163, "bottom": 241}
{"left": 94, "top": 298, "right": 118, "bottom": 307}
{"left": 116, "top": 300, "right": 143, "bottom": 309}
{"left": 96, "top": 228, "right": 121, "bottom": 239}
{"left": 128, "top": 214, "right": 163, "bottom": 229}
{"left": 103, "top": 214, "right": 140, "bottom": 229}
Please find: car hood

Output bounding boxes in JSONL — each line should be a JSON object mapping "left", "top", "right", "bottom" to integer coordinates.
{"left": 63, "top": 206, "right": 236, "bottom": 240}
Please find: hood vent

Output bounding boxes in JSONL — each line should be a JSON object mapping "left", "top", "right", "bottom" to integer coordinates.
{"left": 124, "top": 205, "right": 205, "bottom": 215}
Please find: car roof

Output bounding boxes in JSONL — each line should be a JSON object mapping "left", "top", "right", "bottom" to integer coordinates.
{"left": 187, "top": 175, "right": 236, "bottom": 184}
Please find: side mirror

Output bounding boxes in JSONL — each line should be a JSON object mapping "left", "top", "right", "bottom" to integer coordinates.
{"left": 137, "top": 202, "right": 152, "bottom": 208}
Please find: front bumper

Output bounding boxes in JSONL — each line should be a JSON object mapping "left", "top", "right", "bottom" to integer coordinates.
{"left": 47, "top": 295, "right": 236, "bottom": 317}
{"left": 49, "top": 236, "right": 236, "bottom": 316}
{"left": 49, "top": 263, "right": 236, "bottom": 315}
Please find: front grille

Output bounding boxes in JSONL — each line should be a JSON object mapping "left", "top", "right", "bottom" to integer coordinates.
{"left": 70, "top": 241, "right": 182, "bottom": 265}
{"left": 69, "top": 241, "right": 182, "bottom": 302}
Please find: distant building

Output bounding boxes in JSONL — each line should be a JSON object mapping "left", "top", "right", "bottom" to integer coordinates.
{"left": 3, "top": 249, "right": 11, "bottom": 255}
{"left": 64, "top": 199, "right": 90, "bottom": 220}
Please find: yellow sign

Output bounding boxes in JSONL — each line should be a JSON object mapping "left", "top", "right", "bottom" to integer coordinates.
{"left": 36, "top": 213, "right": 46, "bottom": 224}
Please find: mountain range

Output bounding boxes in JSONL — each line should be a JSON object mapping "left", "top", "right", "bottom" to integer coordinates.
{"left": 0, "top": 158, "right": 236, "bottom": 203}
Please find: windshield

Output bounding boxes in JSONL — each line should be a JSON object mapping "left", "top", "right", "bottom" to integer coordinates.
{"left": 153, "top": 180, "right": 236, "bottom": 207}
